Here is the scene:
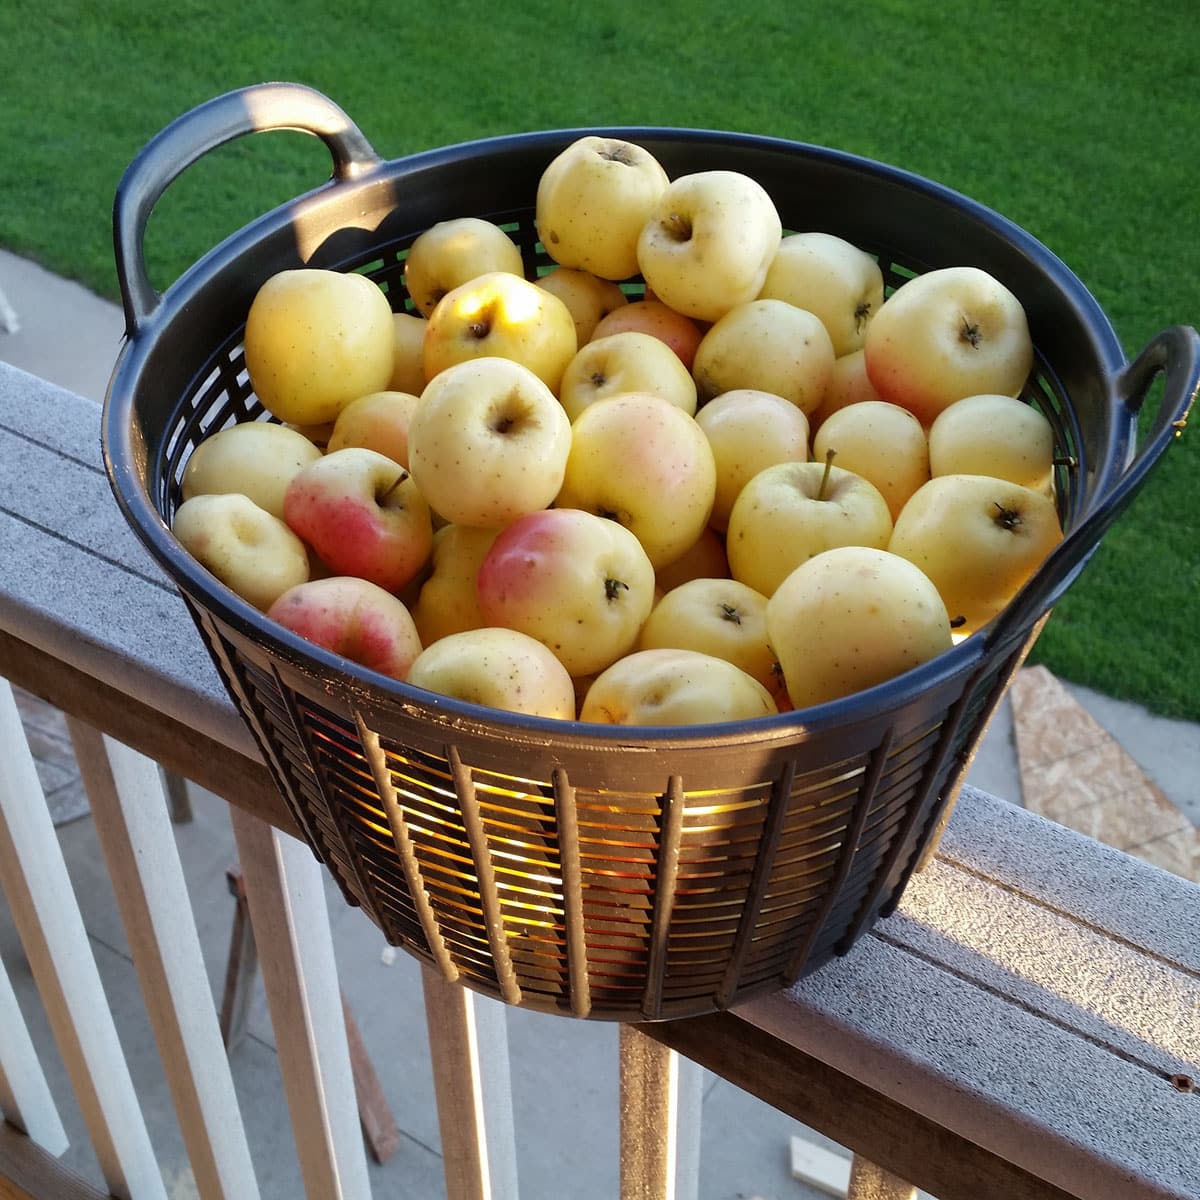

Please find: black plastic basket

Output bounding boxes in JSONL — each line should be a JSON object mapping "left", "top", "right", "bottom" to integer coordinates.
{"left": 103, "top": 83, "right": 1197, "bottom": 1022}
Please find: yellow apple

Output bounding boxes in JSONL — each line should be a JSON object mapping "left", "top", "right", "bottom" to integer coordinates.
{"left": 180, "top": 421, "right": 322, "bottom": 520}
{"left": 558, "top": 330, "right": 698, "bottom": 422}
{"left": 758, "top": 231, "right": 885, "bottom": 357}
{"left": 636, "top": 170, "right": 783, "bottom": 323}
{"left": 173, "top": 492, "right": 310, "bottom": 612}
{"left": 887, "top": 474, "right": 1063, "bottom": 634}
{"left": 327, "top": 390, "right": 420, "bottom": 467}
{"left": 811, "top": 401, "right": 931, "bottom": 521}
{"left": 403, "top": 217, "right": 525, "bottom": 317}
{"left": 406, "top": 627, "right": 576, "bottom": 720}
{"left": 536, "top": 266, "right": 629, "bottom": 345}
{"left": 653, "top": 526, "right": 730, "bottom": 594}
{"left": 693, "top": 388, "right": 811, "bottom": 532}
{"left": 423, "top": 270, "right": 577, "bottom": 394}
{"left": 767, "top": 546, "right": 953, "bottom": 709}
{"left": 725, "top": 458, "right": 893, "bottom": 597}
{"left": 810, "top": 348, "right": 885, "bottom": 432}
{"left": 691, "top": 299, "right": 835, "bottom": 414}
{"left": 591, "top": 299, "right": 704, "bottom": 372}
{"left": 536, "top": 135, "right": 670, "bottom": 280}
{"left": 243, "top": 268, "right": 395, "bottom": 426}
{"left": 408, "top": 357, "right": 571, "bottom": 528}
{"left": 579, "top": 648, "right": 777, "bottom": 726}
{"left": 410, "top": 524, "right": 500, "bottom": 647}
{"left": 389, "top": 312, "right": 428, "bottom": 395}
{"left": 555, "top": 392, "right": 717, "bottom": 569}
{"left": 928, "top": 393, "right": 1056, "bottom": 493}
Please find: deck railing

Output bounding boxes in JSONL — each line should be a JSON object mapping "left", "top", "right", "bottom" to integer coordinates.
{"left": 1, "top": 360, "right": 1197, "bottom": 1200}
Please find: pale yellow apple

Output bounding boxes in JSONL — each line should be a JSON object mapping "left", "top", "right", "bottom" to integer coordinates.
{"left": 408, "top": 357, "right": 571, "bottom": 528}
{"left": 243, "top": 268, "right": 395, "bottom": 426}
{"left": 181, "top": 421, "right": 322, "bottom": 520}
{"left": 410, "top": 524, "right": 500, "bottom": 647}
{"left": 810, "top": 348, "right": 885, "bottom": 432}
{"left": 653, "top": 526, "right": 730, "bottom": 594}
{"left": 887, "top": 474, "right": 1063, "bottom": 634}
{"left": 536, "top": 135, "right": 670, "bottom": 280}
{"left": 536, "top": 266, "right": 629, "bottom": 345}
{"left": 555, "top": 392, "right": 717, "bottom": 569}
{"left": 767, "top": 546, "right": 953, "bottom": 709}
{"left": 726, "top": 459, "right": 893, "bottom": 597}
{"left": 812, "top": 401, "right": 931, "bottom": 521}
{"left": 403, "top": 217, "right": 524, "bottom": 317}
{"left": 580, "top": 648, "right": 777, "bottom": 726}
{"left": 928, "top": 393, "right": 1056, "bottom": 493}
{"left": 406, "top": 627, "right": 576, "bottom": 720}
{"left": 327, "top": 390, "right": 420, "bottom": 467}
{"left": 558, "top": 330, "right": 698, "bottom": 422}
{"left": 173, "top": 492, "right": 310, "bottom": 612}
{"left": 389, "top": 312, "right": 428, "bottom": 395}
{"left": 591, "top": 299, "right": 704, "bottom": 371}
{"left": 638, "top": 577, "right": 781, "bottom": 701}
{"left": 423, "top": 270, "right": 577, "bottom": 394}
{"left": 691, "top": 299, "right": 835, "bottom": 414}
{"left": 693, "top": 388, "right": 811, "bottom": 531}
{"left": 636, "top": 170, "right": 783, "bottom": 323}
{"left": 864, "top": 266, "right": 1034, "bottom": 426}
{"left": 758, "top": 231, "right": 885, "bottom": 357}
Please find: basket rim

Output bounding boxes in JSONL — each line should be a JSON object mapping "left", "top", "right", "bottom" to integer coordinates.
{"left": 102, "top": 123, "right": 1130, "bottom": 749}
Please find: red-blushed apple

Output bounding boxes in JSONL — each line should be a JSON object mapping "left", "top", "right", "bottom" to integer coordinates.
{"left": 476, "top": 507, "right": 655, "bottom": 677}
{"left": 811, "top": 401, "right": 931, "bottom": 521}
{"left": 767, "top": 546, "right": 953, "bottom": 709}
{"left": 726, "top": 456, "right": 893, "bottom": 597}
{"left": 406, "top": 627, "right": 576, "bottom": 719}
{"left": 423, "top": 271, "right": 577, "bottom": 394}
{"left": 691, "top": 299, "right": 835, "bottom": 413}
{"left": 928, "top": 393, "right": 1057, "bottom": 493}
{"left": 243, "top": 268, "right": 395, "bottom": 426}
{"left": 636, "top": 170, "right": 783, "bottom": 323}
{"left": 536, "top": 135, "right": 670, "bottom": 280}
{"left": 558, "top": 330, "right": 698, "bottom": 422}
{"left": 283, "top": 447, "right": 433, "bottom": 593}
{"left": 693, "top": 388, "right": 811, "bottom": 531}
{"left": 327, "top": 390, "right": 420, "bottom": 467}
{"left": 172, "top": 492, "right": 310, "bottom": 612}
{"left": 410, "top": 524, "right": 500, "bottom": 647}
{"left": 653, "top": 526, "right": 730, "bottom": 595}
{"left": 266, "top": 575, "right": 422, "bottom": 680}
{"left": 579, "top": 648, "right": 777, "bottom": 726}
{"left": 757, "top": 231, "right": 885, "bottom": 357}
{"left": 864, "top": 266, "right": 1034, "bottom": 426}
{"left": 637, "top": 577, "right": 786, "bottom": 707}
{"left": 389, "top": 312, "right": 428, "bottom": 395}
{"left": 180, "top": 421, "right": 322, "bottom": 520}
{"left": 554, "top": 392, "right": 717, "bottom": 569}
{"left": 403, "top": 217, "right": 525, "bottom": 317}
{"left": 407, "top": 357, "right": 571, "bottom": 528}
{"left": 536, "top": 266, "right": 629, "bottom": 346}
{"left": 810, "top": 348, "right": 885, "bottom": 432}
{"left": 887, "top": 474, "right": 1063, "bottom": 634}
{"left": 590, "top": 299, "right": 704, "bottom": 371}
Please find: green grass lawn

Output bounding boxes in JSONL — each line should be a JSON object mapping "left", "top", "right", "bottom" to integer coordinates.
{"left": 2, "top": 1, "right": 1198, "bottom": 718}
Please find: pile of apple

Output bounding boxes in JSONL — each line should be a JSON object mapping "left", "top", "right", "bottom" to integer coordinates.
{"left": 170, "top": 134, "right": 1065, "bottom": 727}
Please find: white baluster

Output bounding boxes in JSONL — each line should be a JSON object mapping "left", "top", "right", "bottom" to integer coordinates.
{"left": 421, "top": 965, "right": 519, "bottom": 1200}
{"left": 618, "top": 1025, "right": 702, "bottom": 1200}
{"left": 67, "top": 718, "right": 261, "bottom": 1200}
{"left": 228, "top": 805, "right": 372, "bottom": 1200}
{"left": 0, "top": 678, "right": 166, "bottom": 1200}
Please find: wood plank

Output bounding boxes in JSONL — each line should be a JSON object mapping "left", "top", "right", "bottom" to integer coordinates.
{"left": 0, "top": 1122, "right": 108, "bottom": 1200}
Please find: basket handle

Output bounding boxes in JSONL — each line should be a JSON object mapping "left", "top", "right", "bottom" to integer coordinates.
{"left": 113, "top": 82, "right": 381, "bottom": 335}
{"left": 986, "top": 323, "right": 1200, "bottom": 647}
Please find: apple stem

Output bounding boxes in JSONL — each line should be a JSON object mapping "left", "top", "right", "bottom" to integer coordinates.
{"left": 719, "top": 603, "right": 742, "bottom": 625}
{"left": 379, "top": 471, "right": 410, "bottom": 506}
{"left": 992, "top": 501, "right": 1022, "bottom": 531}
{"left": 817, "top": 448, "right": 837, "bottom": 502}
{"left": 605, "top": 578, "right": 629, "bottom": 602}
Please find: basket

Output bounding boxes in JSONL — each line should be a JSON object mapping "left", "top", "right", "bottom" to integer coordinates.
{"left": 102, "top": 83, "right": 1198, "bottom": 1022}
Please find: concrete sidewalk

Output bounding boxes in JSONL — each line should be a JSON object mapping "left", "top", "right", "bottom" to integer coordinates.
{"left": 2, "top": 244, "right": 1196, "bottom": 1199}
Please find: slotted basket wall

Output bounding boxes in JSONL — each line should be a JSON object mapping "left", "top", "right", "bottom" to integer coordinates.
{"left": 103, "top": 83, "right": 1198, "bottom": 1021}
